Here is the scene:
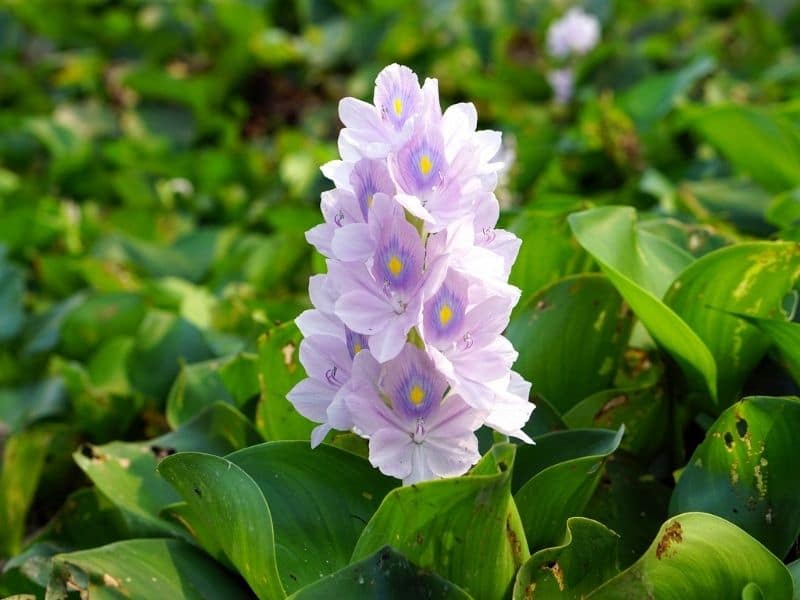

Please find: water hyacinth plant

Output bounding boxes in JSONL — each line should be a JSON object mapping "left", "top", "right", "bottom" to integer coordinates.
{"left": 289, "top": 64, "right": 534, "bottom": 484}
{"left": 4, "top": 3, "right": 800, "bottom": 598}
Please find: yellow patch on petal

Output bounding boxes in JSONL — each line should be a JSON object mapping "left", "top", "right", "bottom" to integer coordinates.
{"left": 419, "top": 154, "right": 433, "bottom": 176}
{"left": 367, "top": 194, "right": 374, "bottom": 208}
{"left": 353, "top": 342, "right": 362, "bottom": 355}
{"left": 388, "top": 255, "right": 403, "bottom": 277}
{"left": 439, "top": 304, "right": 453, "bottom": 326}
{"left": 409, "top": 385, "right": 425, "bottom": 406}
{"left": 393, "top": 98, "right": 403, "bottom": 116}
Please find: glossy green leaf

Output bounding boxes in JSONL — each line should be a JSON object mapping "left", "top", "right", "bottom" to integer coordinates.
{"left": 789, "top": 559, "right": 800, "bottom": 600}
{"left": 583, "top": 454, "right": 671, "bottom": 568}
{"left": 637, "top": 217, "right": 729, "bottom": 259}
{"left": 670, "top": 396, "right": 800, "bottom": 558}
{"left": 568, "top": 206, "right": 717, "bottom": 400}
{"left": 255, "top": 322, "right": 313, "bottom": 441}
{"left": 159, "top": 442, "right": 395, "bottom": 597}
{"left": 157, "top": 453, "right": 284, "bottom": 599}
{"left": 51, "top": 539, "right": 252, "bottom": 599}
{"left": 562, "top": 385, "right": 667, "bottom": 458}
{"left": 352, "top": 443, "right": 528, "bottom": 600}
{"left": 289, "top": 546, "right": 470, "bottom": 599}
{"left": 685, "top": 104, "right": 800, "bottom": 192}
{"left": 587, "top": 513, "right": 793, "bottom": 598}
{"left": 507, "top": 274, "right": 633, "bottom": 414}
{"left": 513, "top": 428, "right": 623, "bottom": 550}
{"left": 664, "top": 242, "right": 800, "bottom": 406}
{"left": 725, "top": 312, "right": 800, "bottom": 385}
{"left": 74, "top": 403, "right": 261, "bottom": 536}
{"left": 508, "top": 196, "right": 593, "bottom": 308}
{"left": 513, "top": 517, "right": 620, "bottom": 600}
{"left": 766, "top": 188, "right": 800, "bottom": 229}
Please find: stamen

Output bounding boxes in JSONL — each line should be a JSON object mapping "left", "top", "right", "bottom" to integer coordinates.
{"left": 413, "top": 418, "right": 425, "bottom": 441}
{"left": 462, "top": 332, "right": 474, "bottom": 349}
{"left": 325, "top": 365, "right": 342, "bottom": 385}
{"left": 334, "top": 210, "right": 345, "bottom": 226}
{"left": 482, "top": 227, "right": 496, "bottom": 243}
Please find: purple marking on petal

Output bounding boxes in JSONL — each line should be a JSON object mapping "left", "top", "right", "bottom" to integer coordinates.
{"left": 382, "top": 345, "right": 448, "bottom": 419}
{"left": 374, "top": 64, "right": 422, "bottom": 131}
{"left": 345, "top": 327, "right": 370, "bottom": 359}
{"left": 350, "top": 159, "right": 395, "bottom": 220}
{"left": 423, "top": 278, "right": 467, "bottom": 345}
{"left": 393, "top": 130, "right": 446, "bottom": 195}
{"left": 372, "top": 218, "right": 424, "bottom": 295}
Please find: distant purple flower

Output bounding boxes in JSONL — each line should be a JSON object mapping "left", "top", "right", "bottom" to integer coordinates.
{"left": 548, "top": 68, "right": 575, "bottom": 104}
{"left": 288, "top": 63, "right": 535, "bottom": 484}
{"left": 547, "top": 7, "right": 600, "bottom": 59}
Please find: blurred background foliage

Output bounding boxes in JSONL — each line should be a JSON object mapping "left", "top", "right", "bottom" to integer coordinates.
{"left": 1, "top": 0, "right": 800, "bottom": 595}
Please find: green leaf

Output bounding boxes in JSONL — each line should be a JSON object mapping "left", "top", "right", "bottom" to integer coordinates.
{"left": 685, "top": 104, "right": 800, "bottom": 192}
{"left": 51, "top": 539, "right": 253, "bottom": 599}
{"left": 507, "top": 274, "right": 633, "bottom": 414}
{"left": 587, "top": 513, "right": 793, "bottom": 598}
{"left": 619, "top": 56, "right": 715, "bottom": 130}
{"left": 664, "top": 242, "right": 800, "bottom": 406}
{"left": 127, "top": 310, "right": 216, "bottom": 399}
{"left": 562, "top": 385, "right": 667, "bottom": 458}
{"left": 568, "top": 206, "right": 717, "bottom": 400}
{"left": 288, "top": 546, "right": 470, "bottom": 599}
{"left": 255, "top": 322, "right": 314, "bottom": 441}
{"left": 158, "top": 453, "right": 284, "bottom": 600}
{"left": 513, "top": 517, "right": 620, "bottom": 600}
{"left": 582, "top": 454, "right": 671, "bottom": 568}
{"left": 0, "top": 245, "right": 25, "bottom": 342}
{"left": 158, "top": 442, "right": 395, "bottom": 597}
{"left": 20, "top": 293, "right": 86, "bottom": 357}
{"left": 352, "top": 443, "right": 528, "bottom": 600}
{"left": 507, "top": 197, "right": 593, "bottom": 308}
{"left": 59, "top": 292, "right": 146, "bottom": 358}
{"left": 637, "top": 217, "right": 729, "bottom": 258}
{"left": 669, "top": 396, "right": 800, "bottom": 558}
{"left": 74, "top": 403, "right": 261, "bottom": 536}
{"left": 55, "top": 357, "right": 142, "bottom": 442}
{"left": 0, "top": 424, "right": 76, "bottom": 557}
{"left": 0, "top": 378, "right": 67, "bottom": 434}
{"left": 679, "top": 179, "right": 773, "bottom": 237}
{"left": 766, "top": 188, "right": 800, "bottom": 230}
{"left": 724, "top": 312, "right": 800, "bottom": 385}
{"left": 789, "top": 559, "right": 800, "bottom": 600}
{"left": 166, "top": 353, "right": 259, "bottom": 428}
{"left": 513, "top": 428, "right": 623, "bottom": 550}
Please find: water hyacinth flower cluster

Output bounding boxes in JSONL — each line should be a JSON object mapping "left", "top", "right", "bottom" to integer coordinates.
{"left": 288, "top": 64, "right": 534, "bottom": 485}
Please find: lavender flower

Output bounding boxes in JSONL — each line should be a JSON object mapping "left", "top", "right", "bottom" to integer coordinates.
{"left": 547, "top": 68, "right": 575, "bottom": 104}
{"left": 546, "top": 7, "right": 601, "bottom": 59}
{"left": 288, "top": 64, "right": 534, "bottom": 484}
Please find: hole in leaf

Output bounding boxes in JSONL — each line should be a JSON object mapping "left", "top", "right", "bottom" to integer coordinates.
{"left": 193, "top": 487, "right": 203, "bottom": 498}
{"left": 150, "top": 445, "right": 176, "bottom": 459}
{"left": 736, "top": 418, "right": 748, "bottom": 439}
{"left": 724, "top": 432, "right": 734, "bottom": 449}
